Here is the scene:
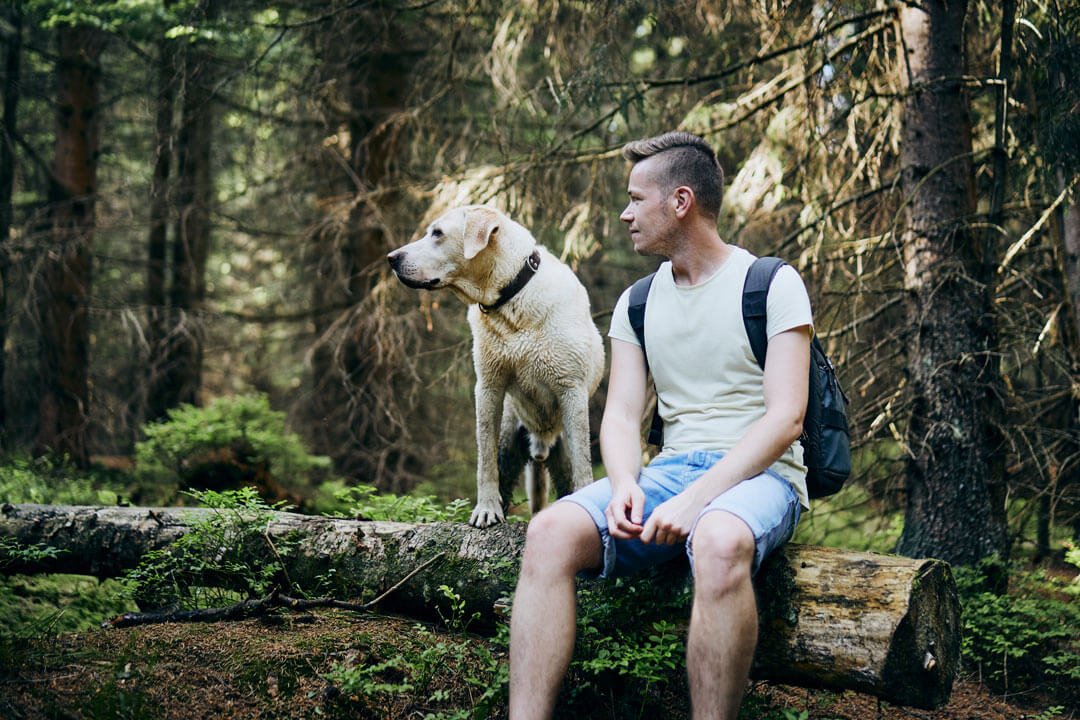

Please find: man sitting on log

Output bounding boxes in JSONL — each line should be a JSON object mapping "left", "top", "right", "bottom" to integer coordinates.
{"left": 508, "top": 131, "right": 814, "bottom": 720}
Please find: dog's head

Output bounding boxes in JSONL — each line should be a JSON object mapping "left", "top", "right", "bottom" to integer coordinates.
{"left": 387, "top": 205, "right": 504, "bottom": 290}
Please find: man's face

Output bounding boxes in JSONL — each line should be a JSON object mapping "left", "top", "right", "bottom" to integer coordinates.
{"left": 619, "top": 156, "right": 675, "bottom": 256}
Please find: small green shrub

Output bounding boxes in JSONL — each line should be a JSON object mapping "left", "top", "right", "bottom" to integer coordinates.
{"left": 0, "top": 537, "right": 64, "bottom": 570}
{"left": 324, "top": 625, "right": 507, "bottom": 719}
{"left": 119, "top": 487, "right": 299, "bottom": 610}
{"left": 562, "top": 565, "right": 693, "bottom": 716}
{"left": 330, "top": 483, "right": 473, "bottom": 523}
{"left": 135, "top": 394, "right": 330, "bottom": 489}
{"left": 435, "top": 583, "right": 480, "bottom": 633}
{"left": 0, "top": 455, "right": 125, "bottom": 505}
{"left": 955, "top": 554, "right": 1080, "bottom": 702}
{"left": 578, "top": 619, "right": 683, "bottom": 683}
{"left": 1065, "top": 541, "right": 1080, "bottom": 596}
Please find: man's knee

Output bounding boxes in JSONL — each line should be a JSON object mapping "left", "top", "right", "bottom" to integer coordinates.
{"left": 691, "top": 511, "right": 755, "bottom": 595}
{"left": 521, "top": 502, "right": 602, "bottom": 576}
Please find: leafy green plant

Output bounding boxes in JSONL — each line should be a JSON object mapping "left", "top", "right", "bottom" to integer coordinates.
{"left": 331, "top": 483, "right": 473, "bottom": 523}
{"left": 119, "top": 487, "right": 298, "bottom": 610}
{"left": 1065, "top": 541, "right": 1080, "bottom": 596}
{"left": 578, "top": 619, "right": 683, "bottom": 683}
{"left": 327, "top": 653, "right": 417, "bottom": 697}
{"left": 0, "top": 537, "right": 64, "bottom": 570}
{"left": 559, "top": 566, "right": 693, "bottom": 717}
{"left": 135, "top": 394, "right": 330, "bottom": 489}
{"left": 955, "top": 554, "right": 1080, "bottom": 702}
{"left": 435, "top": 584, "right": 481, "bottom": 633}
{"left": 324, "top": 625, "right": 507, "bottom": 720}
{"left": 0, "top": 454, "right": 125, "bottom": 506}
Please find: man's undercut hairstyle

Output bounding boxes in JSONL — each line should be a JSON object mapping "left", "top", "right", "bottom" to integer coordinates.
{"left": 622, "top": 131, "right": 725, "bottom": 220}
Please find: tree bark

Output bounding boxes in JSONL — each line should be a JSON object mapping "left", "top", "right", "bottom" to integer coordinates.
{"left": 303, "top": 5, "right": 420, "bottom": 490}
{"left": 146, "top": 10, "right": 178, "bottom": 422}
{"left": 896, "top": 0, "right": 1009, "bottom": 566}
{"left": 36, "top": 25, "right": 104, "bottom": 467}
{"left": 0, "top": 4, "right": 21, "bottom": 446}
{"left": 1059, "top": 177, "right": 1080, "bottom": 344}
{"left": 160, "top": 0, "right": 216, "bottom": 411}
{"left": 0, "top": 503, "right": 960, "bottom": 710}
{"left": 1054, "top": 173, "right": 1080, "bottom": 545}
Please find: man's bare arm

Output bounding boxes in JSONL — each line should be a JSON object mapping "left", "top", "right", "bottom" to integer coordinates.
{"left": 640, "top": 325, "right": 811, "bottom": 545}
{"left": 599, "top": 338, "right": 650, "bottom": 538}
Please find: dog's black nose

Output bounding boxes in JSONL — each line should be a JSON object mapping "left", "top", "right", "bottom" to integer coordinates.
{"left": 387, "top": 250, "right": 403, "bottom": 271}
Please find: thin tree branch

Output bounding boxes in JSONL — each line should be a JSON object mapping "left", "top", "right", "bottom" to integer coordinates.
{"left": 999, "top": 173, "right": 1079, "bottom": 271}
{"left": 103, "top": 552, "right": 449, "bottom": 628}
{"left": 633, "top": 7, "right": 897, "bottom": 90}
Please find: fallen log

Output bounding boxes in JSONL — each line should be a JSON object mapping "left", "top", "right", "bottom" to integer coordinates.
{"left": 0, "top": 503, "right": 959, "bottom": 708}
{"left": 0, "top": 503, "right": 525, "bottom": 628}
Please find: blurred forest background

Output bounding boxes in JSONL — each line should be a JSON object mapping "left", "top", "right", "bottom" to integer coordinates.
{"left": 1, "top": 0, "right": 1080, "bottom": 574}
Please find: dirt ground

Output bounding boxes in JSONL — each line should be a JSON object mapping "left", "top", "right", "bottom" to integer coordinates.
{"left": 0, "top": 609, "right": 1067, "bottom": 720}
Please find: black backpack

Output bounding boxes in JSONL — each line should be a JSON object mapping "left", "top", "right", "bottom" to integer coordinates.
{"left": 626, "top": 256, "right": 851, "bottom": 499}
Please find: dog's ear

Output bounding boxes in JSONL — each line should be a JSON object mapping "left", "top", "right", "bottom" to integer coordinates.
{"left": 463, "top": 210, "right": 500, "bottom": 259}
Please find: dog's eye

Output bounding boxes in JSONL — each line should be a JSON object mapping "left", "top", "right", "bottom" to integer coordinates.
{"left": 431, "top": 228, "right": 443, "bottom": 239}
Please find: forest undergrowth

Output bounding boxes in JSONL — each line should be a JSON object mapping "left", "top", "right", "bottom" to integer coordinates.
{"left": 0, "top": 604, "right": 1071, "bottom": 720}
{"left": 1, "top": 403, "right": 1078, "bottom": 719}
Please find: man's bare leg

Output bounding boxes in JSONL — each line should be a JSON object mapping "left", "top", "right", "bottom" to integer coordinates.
{"left": 686, "top": 511, "right": 758, "bottom": 720}
{"left": 509, "top": 502, "right": 602, "bottom": 720}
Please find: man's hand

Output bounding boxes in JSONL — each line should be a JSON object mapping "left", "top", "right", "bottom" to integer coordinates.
{"left": 640, "top": 488, "right": 708, "bottom": 546}
{"left": 604, "top": 480, "right": 645, "bottom": 539}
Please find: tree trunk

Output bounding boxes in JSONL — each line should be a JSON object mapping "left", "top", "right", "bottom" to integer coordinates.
{"left": 1054, "top": 172, "right": 1080, "bottom": 548}
{"left": 36, "top": 25, "right": 104, "bottom": 467}
{"left": 0, "top": 4, "right": 21, "bottom": 447}
{"left": 344, "top": 50, "right": 410, "bottom": 490}
{"left": 986, "top": 0, "right": 1015, "bottom": 240}
{"left": 303, "top": 6, "right": 418, "bottom": 489}
{"left": 146, "top": 14, "right": 178, "bottom": 422}
{"left": 0, "top": 503, "right": 961, "bottom": 710}
{"left": 896, "top": 0, "right": 1009, "bottom": 566}
{"left": 161, "top": 0, "right": 216, "bottom": 410}
{"left": 1057, "top": 170, "right": 1080, "bottom": 336}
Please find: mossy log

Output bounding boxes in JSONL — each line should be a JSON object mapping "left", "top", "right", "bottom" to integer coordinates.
{"left": 0, "top": 503, "right": 959, "bottom": 708}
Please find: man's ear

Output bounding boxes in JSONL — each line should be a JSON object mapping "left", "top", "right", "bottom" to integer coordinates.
{"left": 672, "top": 186, "right": 694, "bottom": 218}
{"left": 463, "top": 209, "right": 500, "bottom": 259}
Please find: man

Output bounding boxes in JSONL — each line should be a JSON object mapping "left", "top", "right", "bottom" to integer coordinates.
{"left": 508, "top": 131, "right": 813, "bottom": 720}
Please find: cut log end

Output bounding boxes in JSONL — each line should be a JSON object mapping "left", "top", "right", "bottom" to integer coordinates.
{"left": 878, "top": 559, "right": 961, "bottom": 708}
{"left": 752, "top": 546, "right": 960, "bottom": 710}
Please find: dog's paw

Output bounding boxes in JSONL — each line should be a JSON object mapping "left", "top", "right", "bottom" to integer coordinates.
{"left": 470, "top": 498, "right": 506, "bottom": 528}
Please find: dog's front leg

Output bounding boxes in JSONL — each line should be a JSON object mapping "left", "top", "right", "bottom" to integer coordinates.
{"left": 559, "top": 386, "right": 594, "bottom": 492}
{"left": 471, "top": 377, "right": 508, "bottom": 528}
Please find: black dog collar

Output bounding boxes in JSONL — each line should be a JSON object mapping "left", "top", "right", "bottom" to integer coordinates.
{"left": 479, "top": 249, "right": 541, "bottom": 314}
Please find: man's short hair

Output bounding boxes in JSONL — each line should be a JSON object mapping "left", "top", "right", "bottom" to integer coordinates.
{"left": 622, "top": 132, "right": 725, "bottom": 220}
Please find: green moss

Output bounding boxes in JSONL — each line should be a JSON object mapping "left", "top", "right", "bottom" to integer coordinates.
{"left": 0, "top": 574, "right": 136, "bottom": 635}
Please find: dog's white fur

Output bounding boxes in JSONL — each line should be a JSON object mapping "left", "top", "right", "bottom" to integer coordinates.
{"left": 387, "top": 205, "right": 604, "bottom": 527}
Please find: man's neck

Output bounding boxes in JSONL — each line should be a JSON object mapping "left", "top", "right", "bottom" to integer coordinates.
{"left": 668, "top": 229, "right": 732, "bottom": 286}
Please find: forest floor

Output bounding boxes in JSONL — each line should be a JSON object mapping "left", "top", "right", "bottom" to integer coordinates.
{"left": 0, "top": 608, "right": 1063, "bottom": 720}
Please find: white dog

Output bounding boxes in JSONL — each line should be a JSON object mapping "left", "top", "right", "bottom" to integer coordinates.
{"left": 387, "top": 205, "right": 604, "bottom": 527}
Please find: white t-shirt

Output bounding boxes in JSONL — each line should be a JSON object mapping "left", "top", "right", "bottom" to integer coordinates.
{"left": 609, "top": 247, "right": 814, "bottom": 508}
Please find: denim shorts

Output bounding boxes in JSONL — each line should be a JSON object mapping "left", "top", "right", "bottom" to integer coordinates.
{"left": 558, "top": 450, "right": 801, "bottom": 579}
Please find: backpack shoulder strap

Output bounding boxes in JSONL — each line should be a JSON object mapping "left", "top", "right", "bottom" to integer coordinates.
{"left": 627, "top": 271, "right": 662, "bottom": 446}
{"left": 742, "top": 257, "right": 787, "bottom": 370}
{"left": 628, "top": 272, "right": 656, "bottom": 369}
